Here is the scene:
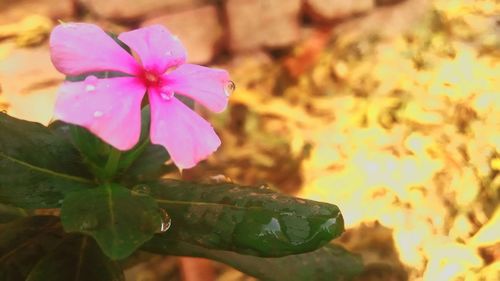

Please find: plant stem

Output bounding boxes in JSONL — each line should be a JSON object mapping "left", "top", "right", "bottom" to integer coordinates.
{"left": 104, "top": 149, "right": 121, "bottom": 180}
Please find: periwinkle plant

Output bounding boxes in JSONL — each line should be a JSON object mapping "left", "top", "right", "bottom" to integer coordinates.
{"left": 0, "top": 23, "right": 362, "bottom": 281}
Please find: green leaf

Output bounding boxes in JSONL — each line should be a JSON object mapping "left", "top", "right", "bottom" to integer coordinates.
{"left": 0, "top": 203, "right": 27, "bottom": 223}
{"left": 120, "top": 144, "right": 173, "bottom": 183}
{"left": 143, "top": 179, "right": 344, "bottom": 257}
{"left": 143, "top": 240, "right": 363, "bottom": 281}
{"left": 0, "top": 113, "right": 94, "bottom": 209}
{"left": 26, "top": 235, "right": 124, "bottom": 281}
{"left": 0, "top": 216, "right": 63, "bottom": 280}
{"left": 61, "top": 184, "right": 162, "bottom": 259}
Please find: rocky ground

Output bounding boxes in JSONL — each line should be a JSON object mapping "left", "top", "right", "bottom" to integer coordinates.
{"left": 1, "top": 0, "right": 499, "bottom": 280}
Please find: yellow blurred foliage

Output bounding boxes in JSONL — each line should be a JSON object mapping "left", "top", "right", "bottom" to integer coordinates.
{"left": 227, "top": 1, "right": 499, "bottom": 280}
{"left": 0, "top": 15, "right": 52, "bottom": 46}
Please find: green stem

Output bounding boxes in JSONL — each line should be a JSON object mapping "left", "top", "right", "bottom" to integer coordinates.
{"left": 104, "top": 149, "right": 121, "bottom": 180}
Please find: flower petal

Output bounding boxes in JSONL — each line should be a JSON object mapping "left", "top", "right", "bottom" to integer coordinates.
{"left": 50, "top": 23, "right": 139, "bottom": 76}
{"left": 118, "top": 25, "right": 187, "bottom": 74}
{"left": 165, "top": 64, "right": 230, "bottom": 113}
{"left": 149, "top": 92, "right": 221, "bottom": 169}
{"left": 54, "top": 77, "right": 146, "bottom": 150}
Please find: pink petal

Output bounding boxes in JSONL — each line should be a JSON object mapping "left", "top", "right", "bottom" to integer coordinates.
{"left": 54, "top": 77, "right": 146, "bottom": 150}
{"left": 118, "top": 25, "right": 187, "bottom": 74}
{"left": 149, "top": 92, "right": 221, "bottom": 169}
{"left": 165, "top": 64, "right": 230, "bottom": 113}
{"left": 50, "top": 23, "right": 140, "bottom": 76}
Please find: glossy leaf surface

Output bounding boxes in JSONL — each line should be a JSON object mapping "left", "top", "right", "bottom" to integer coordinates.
{"left": 0, "top": 203, "right": 27, "bottom": 223}
{"left": 0, "top": 113, "right": 94, "bottom": 209}
{"left": 26, "top": 235, "right": 124, "bottom": 281}
{"left": 143, "top": 239, "right": 363, "bottom": 281}
{"left": 0, "top": 216, "right": 63, "bottom": 280}
{"left": 144, "top": 179, "right": 344, "bottom": 257}
{"left": 61, "top": 184, "right": 161, "bottom": 259}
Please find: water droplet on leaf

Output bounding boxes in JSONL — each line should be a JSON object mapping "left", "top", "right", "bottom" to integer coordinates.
{"left": 157, "top": 209, "right": 171, "bottom": 233}
{"left": 80, "top": 215, "right": 98, "bottom": 231}
{"left": 131, "top": 184, "right": 151, "bottom": 195}
{"left": 224, "top": 81, "right": 236, "bottom": 97}
{"left": 93, "top": 111, "right": 103, "bottom": 117}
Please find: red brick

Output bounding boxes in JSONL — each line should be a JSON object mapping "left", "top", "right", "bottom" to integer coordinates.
{"left": 0, "top": 0, "right": 74, "bottom": 25}
{"left": 142, "top": 5, "right": 223, "bottom": 64}
{"left": 79, "top": 0, "right": 206, "bottom": 21}
{"left": 305, "top": 0, "right": 375, "bottom": 21}
{"left": 225, "top": 0, "right": 302, "bottom": 51}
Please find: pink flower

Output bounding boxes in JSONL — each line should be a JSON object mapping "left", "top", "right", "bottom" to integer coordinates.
{"left": 49, "top": 23, "right": 231, "bottom": 169}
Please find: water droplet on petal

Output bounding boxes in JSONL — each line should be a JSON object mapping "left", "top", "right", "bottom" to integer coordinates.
{"left": 93, "top": 111, "right": 103, "bottom": 118}
{"left": 165, "top": 51, "right": 172, "bottom": 56}
{"left": 84, "top": 75, "right": 98, "bottom": 92}
{"left": 85, "top": 85, "right": 96, "bottom": 92}
{"left": 159, "top": 87, "right": 174, "bottom": 101}
{"left": 131, "top": 184, "right": 151, "bottom": 195}
{"left": 160, "top": 93, "right": 171, "bottom": 100}
{"left": 84, "top": 75, "right": 98, "bottom": 84}
{"left": 224, "top": 81, "right": 236, "bottom": 97}
{"left": 157, "top": 209, "right": 172, "bottom": 233}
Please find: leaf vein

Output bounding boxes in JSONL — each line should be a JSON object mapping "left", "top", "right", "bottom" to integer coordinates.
{"left": 0, "top": 152, "right": 93, "bottom": 184}
{"left": 74, "top": 236, "right": 88, "bottom": 281}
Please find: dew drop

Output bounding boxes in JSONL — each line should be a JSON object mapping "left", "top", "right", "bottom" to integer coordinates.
{"left": 131, "top": 184, "right": 151, "bottom": 195}
{"left": 85, "top": 85, "right": 96, "bottom": 92}
{"left": 159, "top": 86, "right": 174, "bottom": 101}
{"left": 60, "top": 21, "right": 77, "bottom": 28}
{"left": 224, "top": 81, "right": 236, "bottom": 97}
{"left": 93, "top": 111, "right": 103, "bottom": 118}
{"left": 165, "top": 51, "right": 172, "bottom": 56}
{"left": 84, "top": 75, "right": 98, "bottom": 84}
{"left": 157, "top": 209, "right": 172, "bottom": 233}
{"left": 80, "top": 215, "right": 98, "bottom": 231}
{"left": 84, "top": 75, "right": 98, "bottom": 92}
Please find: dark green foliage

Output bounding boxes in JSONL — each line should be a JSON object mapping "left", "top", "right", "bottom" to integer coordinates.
{"left": 60, "top": 184, "right": 161, "bottom": 259}
{"left": 26, "top": 235, "right": 124, "bottom": 281}
{"left": 0, "top": 113, "right": 94, "bottom": 208}
{"left": 0, "top": 216, "right": 63, "bottom": 280}
{"left": 143, "top": 240, "right": 363, "bottom": 281}
{"left": 144, "top": 179, "right": 344, "bottom": 257}
{"left": 0, "top": 112, "right": 362, "bottom": 280}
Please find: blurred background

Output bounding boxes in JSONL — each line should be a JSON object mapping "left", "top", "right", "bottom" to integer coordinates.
{"left": 0, "top": 0, "right": 499, "bottom": 280}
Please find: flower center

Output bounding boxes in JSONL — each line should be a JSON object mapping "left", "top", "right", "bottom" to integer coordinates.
{"left": 141, "top": 70, "right": 161, "bottom": 87}
{"left": 140, "top": 70, "right": 175, "bottom": 101}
